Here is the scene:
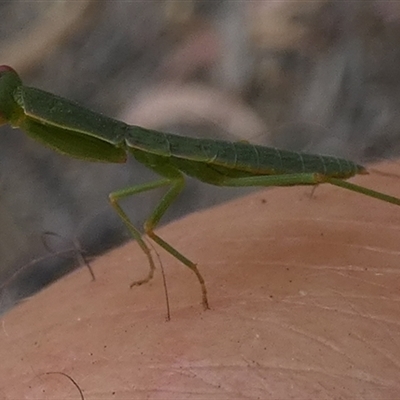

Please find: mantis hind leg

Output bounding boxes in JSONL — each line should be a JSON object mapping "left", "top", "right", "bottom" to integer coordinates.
{"left": 109, "top": 173, "right": 209, "bottom": 311}
{"left": 143, "top": 176, "right": 209, "bottom": 310}
{"left": 219, "top": 172, "right": 400, "bottom": 207}
{"left": 326, "top": 177, "right": 400, "bottom": 207}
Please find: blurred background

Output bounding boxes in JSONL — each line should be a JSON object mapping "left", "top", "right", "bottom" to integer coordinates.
{"left": 1, "top": 0, "right": 400, "bottom": 313}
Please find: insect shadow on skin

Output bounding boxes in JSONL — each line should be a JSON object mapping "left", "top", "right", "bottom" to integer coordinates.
{"left": 1, "top": 65, "right": 400, "bottom": 316}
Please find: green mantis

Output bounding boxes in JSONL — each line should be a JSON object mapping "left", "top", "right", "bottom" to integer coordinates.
{"left": 1, "top": 65, "right": 400, "bottom": 312}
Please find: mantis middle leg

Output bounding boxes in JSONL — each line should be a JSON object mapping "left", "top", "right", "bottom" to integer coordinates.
{"left": 109, "top": 173, "right": 209, "bottom": 310}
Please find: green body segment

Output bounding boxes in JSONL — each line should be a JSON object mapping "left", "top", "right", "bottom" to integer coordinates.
{"left": 0, "top": 67, "right": 364, "bottom": 182}
{"left": 1, "top": 65, "right": 399, "bottom": 316}
{"left": 18, "top": 86, "right": 128, "bottom": 145}
{"left": 17, "top": 84, "right": 365, "bottom": 181}
{"left": 16, "top": 86, "right": 127, "bottom": 163}
{"left": 125, "top": 127, "right": 364, "bottom": 183}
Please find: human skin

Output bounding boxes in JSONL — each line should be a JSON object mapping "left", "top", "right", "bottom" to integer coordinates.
{"left": 1, "top": 162, "right": 400, "bottom": 399}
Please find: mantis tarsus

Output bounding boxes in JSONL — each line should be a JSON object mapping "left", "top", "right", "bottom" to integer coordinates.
{"left": 1, "top": 65, "right": 400, "bottom": 312}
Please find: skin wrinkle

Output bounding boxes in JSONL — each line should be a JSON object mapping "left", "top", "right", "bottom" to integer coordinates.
{"left": 211, "top": 237, "right": 400, "bottom": 259}
{"left": 209, "top": 291, "right": 397, "bottom": 323}
{"left": 209, "top": 214, "right": 400, "bottom": 231}
{"left": 210, "top": 259, "right": 400, "bottom": 278}
{"left": 177, "top": 358, "right": 400, "bottom": 390}
{"left": 214, "top": 306, "right": 400, "bottom": 387}
{"left": 278, "top": 299, "right": 400, "bottom": 327}
{"left": 350, "top": 331, "right": 400, "bottom": 371}
{"left": 176, "top": 367, "right": 244, "bottom": 397}
{"left": 330, "top": 271, "right": 395, "bottom": 288}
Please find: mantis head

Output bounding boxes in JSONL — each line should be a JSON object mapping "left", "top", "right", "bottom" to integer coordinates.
{"left": 0, "top": 65, "right": 23, "bottom": 126}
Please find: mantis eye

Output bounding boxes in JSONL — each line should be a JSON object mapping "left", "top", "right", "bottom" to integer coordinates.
{"left": 0, "top": 66, "right": 22, "bottom": 124}
{"left": 0, "top": 65, "right": 16, "bottom": 78}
